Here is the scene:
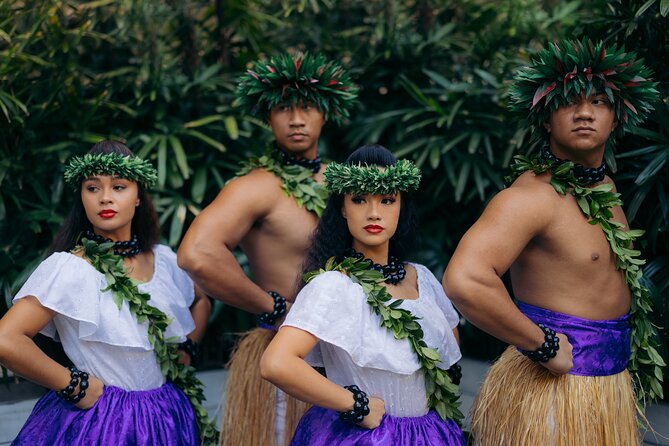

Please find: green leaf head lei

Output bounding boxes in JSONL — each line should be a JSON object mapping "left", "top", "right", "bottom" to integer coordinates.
{"left": 324, "top": 159, "right": 422, "bottom": 195}
{"left": 64, "top": 152, "right": 158, "bottom": 190}
{"left": 509, "top": 38, "right": 658, "bottom": 144}
{"left": 235, "top": 51, "right": 359, "bottom": 126}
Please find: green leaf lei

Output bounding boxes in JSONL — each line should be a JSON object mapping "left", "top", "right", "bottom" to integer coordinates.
{"left": 236, "top": 149, "right": 329, "bottom": 216}
{"left": 506, "top": 154, "right": 666, "bottom": 406}
{"left": 304, "top": 255, "right": 464, "bottom": 424}
{"left": 76, "top": 238, "right": 219, "bottom": 445}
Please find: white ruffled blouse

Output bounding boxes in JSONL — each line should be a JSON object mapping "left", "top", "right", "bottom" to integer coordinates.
{"left": 282, "top": 263, "right": 461, "bottom": 417}
{"left": 13, "top": 244, "right": 195, "bottom": 391}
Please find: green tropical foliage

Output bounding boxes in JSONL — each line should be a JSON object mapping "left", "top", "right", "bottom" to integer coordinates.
{"left": 1, "top": 0, "right": 667, "bottom": 398}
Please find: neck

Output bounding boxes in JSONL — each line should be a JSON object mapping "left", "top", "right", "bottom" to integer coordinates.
{"left": 351, "top": 240, "right": 389, "bottom": 265}
{"left": 275, "top": 143, "right": 319, "bottom": 160}
{"left": 549, "top": 143, "right": 605, "bottom": 168}
{"left": 542, "top": 145, "right": 607, "bottom": 186}
{"left": 91, "top": 227, "right": 132, "bottom": 242}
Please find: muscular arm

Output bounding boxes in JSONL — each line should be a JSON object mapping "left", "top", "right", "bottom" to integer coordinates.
{"left": 178, "top": 171, "right": 278, "bottom": 314}
{"left": 443, "top": 183, "right": 555, "bottom": 351}
{"left": 0, "top": 297, "right": 103, "bottom": 407}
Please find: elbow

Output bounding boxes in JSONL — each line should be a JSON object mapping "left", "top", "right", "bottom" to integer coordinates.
{"left": 259, "top": 350, "right": 286, "bottom": 385}
{"left": 0, "top": 330, "right": 16, "bottom": 365}
{"left": 176, "top": 244, "right": 197, "bottom": 274}
{"left": 442, "top": 267, "right": 485, "bottom": 312}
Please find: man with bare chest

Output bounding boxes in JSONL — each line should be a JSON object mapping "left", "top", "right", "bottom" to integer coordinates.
{"left": 178, "top": 52, "right": 357, "bottom": 446}
{"left": 443, "top": 39, "right": 663, "bottom": 445}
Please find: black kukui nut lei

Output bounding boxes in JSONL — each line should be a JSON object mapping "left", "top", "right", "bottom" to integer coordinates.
{"left": 339, "top": 385, "right": 370, "bottom": 423}
{"left": 541, "top": 145, "right": 606, "bottom": 186}
{"left": 347, "top": 249, "right": 406, "bottom": 285}
{"left": 56, "top": 366, "right": 89, "bottom": 404}
{"left": 274, "top": 145, "right": 322, "bottom": 174}
{"left": 84, "top": 230, "right": 141, "bottom": 258}
{"left": 258, "top": 290, "right": 288, "bottom": 326}
{"left": 446, "top": 363, "right": 463, "bottom": 386}
{"left": 521, "top": 323, "right": 560, "bottom": 363}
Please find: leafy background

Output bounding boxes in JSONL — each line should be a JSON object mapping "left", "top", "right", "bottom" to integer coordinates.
{"left": 1, "top": 0, "right": 667, "bottom": 397}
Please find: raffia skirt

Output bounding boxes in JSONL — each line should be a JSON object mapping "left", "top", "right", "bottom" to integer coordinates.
{"left": 471, "top": 302, "right": 639, "bottom": 446}
{"left": 219, "top": 327, "right": 310, "bottom": 446}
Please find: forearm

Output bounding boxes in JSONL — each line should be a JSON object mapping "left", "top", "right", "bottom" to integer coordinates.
{"left": 260, "top": 354, "right": 354, "bottom": 411}
{"left": 444, "top": 271, "right": 544, "bottom": 350}
{"left": 179, "top": 245, "right": 274, "bottom": 314}
{"left": 0, "top": 334, "right": 73, "bottom": 391}
{"left": 188, "top": 292, "right": 211, "bottom": 343}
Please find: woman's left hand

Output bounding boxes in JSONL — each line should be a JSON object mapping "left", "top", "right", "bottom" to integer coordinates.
{"left": 75, "top": 375, "right": 104, "bottom": 410}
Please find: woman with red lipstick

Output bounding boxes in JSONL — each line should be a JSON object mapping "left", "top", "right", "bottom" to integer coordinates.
{"left": 260, "top": 144, "right": 466, "bottom": 445}
{"left": 0, "top": 140, "right": 215, "bottom": 445}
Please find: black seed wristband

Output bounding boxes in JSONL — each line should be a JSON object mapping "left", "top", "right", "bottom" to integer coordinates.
{"left": 339, "top": 385, "right": 370, "bottom": 423}
{"left": 56, "top": 366, "right": 89, "bottom": 403}
{"left": 178, "top": 338, "right": 200, "bottom": 362}
{"left": 521, "top": 323, "right": 560, "bottom": 363}
{"left": 447, "top": 362, "right": 462, "bottom": 385}
{"left": 257, "top": 291, "right": 287, "bottom": 326}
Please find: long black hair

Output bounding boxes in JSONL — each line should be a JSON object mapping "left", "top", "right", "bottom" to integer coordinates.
{"left": 48, "top": 140, "right": 160, "bottom": 254}
{"left": 301, "top": 144, "right": 418, "bottom": 282}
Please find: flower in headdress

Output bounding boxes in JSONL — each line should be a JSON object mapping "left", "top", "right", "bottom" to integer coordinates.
{"left": 235, "top": 52, "right": 358, "bottom": 126}
{"left": 509, "top": 38, "right": 658, "bottom": 140}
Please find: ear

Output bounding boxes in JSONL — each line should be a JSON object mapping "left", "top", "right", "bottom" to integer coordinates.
{"left": 341, "top": 206, "right": 347, "bottom": 219}
{"left": 136, "top": 199, "right": 140, "bottom": 207}
{"left": 543, "top": 121, "right": 551, "bottom": 133}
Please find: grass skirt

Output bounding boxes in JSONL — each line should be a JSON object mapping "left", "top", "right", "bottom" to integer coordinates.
{"left": 12, "top": 381, "right": 198, "bottom": 446}
{"left": 291, "top": 406, "right": 466, "bottom": 445}
{"left": 470, "top": 347, "right": 639, "bottom": 446}
{"left": 220, "top": 327, "right": 310, "bottom": 446}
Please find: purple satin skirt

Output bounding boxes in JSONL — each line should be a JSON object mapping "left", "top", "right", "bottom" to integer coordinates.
{"left": 12, "top": 381, "right": 199, "bottom": 446}
{"left": 518, "top": 301, "right": 631, "bottom": 376}
{"left": 290, "top": 406, "right": 466, "bottom": 445}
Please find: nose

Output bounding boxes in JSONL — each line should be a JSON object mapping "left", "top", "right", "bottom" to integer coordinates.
{"left": 574, "top": 100, "right": 594, "bottom": 121}
{"left": 99, "top": 187, "right": 113, "bottom": 204}
{"left": 289, "top": 107, "right": 306, "bottom": 127}
{"left": 367, "top": 200, "right": 381, "bottom": 221}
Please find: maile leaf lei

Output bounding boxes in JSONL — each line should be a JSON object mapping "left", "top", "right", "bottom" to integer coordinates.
{"left": 506, "top": 154, "right": 666, "bottom": 406}
{"left": 76, "top": 238, "right": 219, "bottom": 445}
{"left": 236, "top": 149, "right": 329, "bottom": 217}
{"left": 304, "top": 255, "right": 464, "bottom": 424}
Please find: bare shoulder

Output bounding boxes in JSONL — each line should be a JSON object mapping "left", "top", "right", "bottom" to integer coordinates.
{"left": 207, "top": 168, "right": 283, "bottom": 213}
{"left": 487, "top": 171, "right": 559, "bottom": 217}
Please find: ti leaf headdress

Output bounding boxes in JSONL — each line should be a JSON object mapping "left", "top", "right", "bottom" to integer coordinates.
{"left": 509, "top": 38, "right": 657, "bottom": 140}
{"left": 324, "top": 160, "right": 421, "bottom": 195}
{"left": 64, "top": 153, "right": 158, "bottom": 189}
{"left": 236, "top": 51, "right": 358, "bottom": 126}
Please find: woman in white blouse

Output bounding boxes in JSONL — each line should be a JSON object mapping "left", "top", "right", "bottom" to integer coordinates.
{"left": 261, "top": 144, "right": 466, "bottom": 445}
{"left": 0, "top": 140, "right": 210, "bottom": 445}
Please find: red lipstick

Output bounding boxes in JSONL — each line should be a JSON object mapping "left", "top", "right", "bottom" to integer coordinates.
{"left": 364, "top": 224, "right": 384, "bottom": 234}
{"left": 98, "top": 209, "right": 117, "bottom": 219}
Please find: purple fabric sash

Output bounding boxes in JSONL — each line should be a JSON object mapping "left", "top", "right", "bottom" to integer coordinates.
{"left": 518, "top": 301, "right": 630, "bottom": 376}
{"left": 12, "top": 381, "right": 199, "bottom": 446}
{"left": 290, "top": 406, "right": 466, "bottom": 445}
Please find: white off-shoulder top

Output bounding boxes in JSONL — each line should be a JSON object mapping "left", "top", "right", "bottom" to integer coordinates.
{"left": 282, "top": 263, "right": 461, "bottom": 417}
{"left": 13, "top": 244, "right": 195, "bottom": 391}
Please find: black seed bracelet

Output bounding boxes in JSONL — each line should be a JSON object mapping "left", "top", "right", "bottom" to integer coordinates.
{"left": 521, "top": 323, "right": 560, "bottom": 363}
{"left": 56, "top": 366, "right": 89, "bottom": 404}
{"left": 178, "top": 338, "right": 200, "bottom": 362}
{"left": 339, "top": 385, "right": 370, "bottom": 424}
{"left": 257, "top": 291, "right": 287, "bottom": 326}
{"left": 446, "top": 362, "right": 462, "bottom": 385}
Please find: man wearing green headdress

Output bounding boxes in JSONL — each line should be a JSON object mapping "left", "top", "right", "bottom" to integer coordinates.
{"left": 178, "top": 51, "right": 357, "bottom": 446}
{"left": 443, "top": 39, "right": 663, "bottom": 444}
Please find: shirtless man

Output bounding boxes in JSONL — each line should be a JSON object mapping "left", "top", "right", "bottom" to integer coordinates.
{"left": 443, "top": 39, "right": 662, "bottom": 445}
{"left": 177, "top": 52, "right": 357, "bottom": 446}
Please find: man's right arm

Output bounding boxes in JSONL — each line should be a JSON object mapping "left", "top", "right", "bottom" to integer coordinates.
{"left": 443, "top": 181, "right": 573, "bottom": 374}
{"left": 177, "top": 171, "right": 277, "bottom": 315}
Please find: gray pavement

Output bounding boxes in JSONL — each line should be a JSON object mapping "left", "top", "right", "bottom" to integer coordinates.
{"left": 1, "top": 357, "right": 667, "bottom": 445}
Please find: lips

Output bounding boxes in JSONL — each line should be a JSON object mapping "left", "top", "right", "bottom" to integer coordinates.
{"left": 573, "top": 127, "right": 595, "bottom": 132}
{"left": 98, "top": 209, "right": 117, "bottom": 219}
{"left": 364, "top": 225, "right": 384, "bottom": 234}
